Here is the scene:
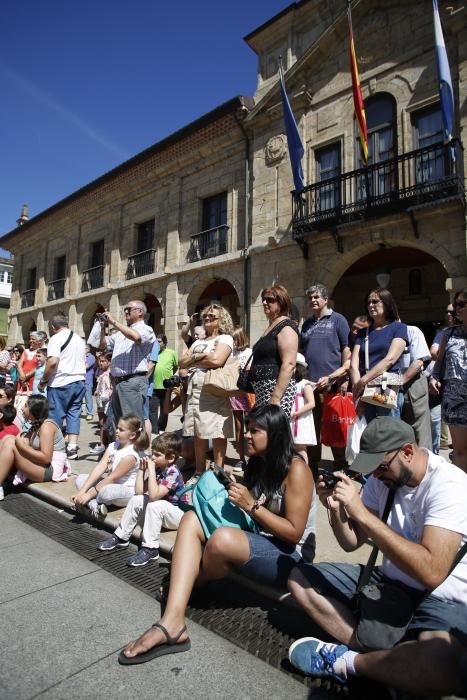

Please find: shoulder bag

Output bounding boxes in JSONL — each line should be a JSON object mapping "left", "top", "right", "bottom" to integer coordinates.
{"left": 236, "top": 352, "right": 254, "bottom": 393}
{"left": 204, "top": 356, "right": 240, "bottom": 397}
{"left": 361, "top": 329, "right": 402, "bottom": 410}
{"left": 354, "top": 490, "right": 467, "bottom": 651}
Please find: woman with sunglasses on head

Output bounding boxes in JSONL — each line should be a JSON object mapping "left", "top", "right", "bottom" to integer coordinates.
{"left": 430, "top": 289, "right": 467, "bottom": 471}
{"left": 179, "top": 304, "right": 234, "bottom": 480}
{"left": 350, "top": 288, "right": 408, "bottom": 422}
{"left": 248, "top": 285, "right": 298, "bottom": 415}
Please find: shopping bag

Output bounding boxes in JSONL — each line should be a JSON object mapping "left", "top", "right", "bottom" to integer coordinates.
{"left": 345, "top": 415, "right": 368, "bottom": 464}
{"left": 321, "top": 392, "right": 356, "bottom": 448}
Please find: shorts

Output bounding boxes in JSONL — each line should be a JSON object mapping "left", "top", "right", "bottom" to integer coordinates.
{"left": 295, "top": 562, "right": 467, "bottom": 644}
{"left": 237, "top": 532, "right": 301, "bottom": 587}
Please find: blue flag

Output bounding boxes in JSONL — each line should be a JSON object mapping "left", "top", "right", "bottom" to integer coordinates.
{"left": 279, "top": 64, "right": 304, "bottom": 194}
{"left": 433, "top": 0, "right": 454, "bottom": 143}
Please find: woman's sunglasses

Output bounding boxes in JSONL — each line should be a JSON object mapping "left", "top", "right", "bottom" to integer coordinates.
{"left": 455, "top": 300, "right": 467, "bottom": 309}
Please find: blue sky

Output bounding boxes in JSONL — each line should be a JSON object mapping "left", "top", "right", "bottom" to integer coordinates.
{"left": 0, "top": 0, "right": 291, "bottom": 239}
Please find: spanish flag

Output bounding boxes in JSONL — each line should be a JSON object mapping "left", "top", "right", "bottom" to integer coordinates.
{"left": 348, "top": 1, "right": 368, "bottom": 162}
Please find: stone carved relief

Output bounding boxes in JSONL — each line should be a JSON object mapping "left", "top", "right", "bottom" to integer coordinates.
{"left": 265, "top": 135, "right": 287, "bottom": 165}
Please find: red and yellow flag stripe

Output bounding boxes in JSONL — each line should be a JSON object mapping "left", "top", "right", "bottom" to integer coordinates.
{"left": 348, "top": 3, "right": 368, "bottom": 162}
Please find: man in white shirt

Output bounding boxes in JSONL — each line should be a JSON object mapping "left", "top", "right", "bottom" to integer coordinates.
{"left": 400, "top": 324, "right": 432, "bottom": 449}
{"left": 39, "top": 316, "right": 86, "bottom": 459}
{"left": 288, "top": 418, "right": 467, "bottom": 696}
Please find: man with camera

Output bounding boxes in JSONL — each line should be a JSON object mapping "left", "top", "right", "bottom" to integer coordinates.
{"left": 152, "top": 335, "right": 178, "bottom": 434}
{"left": 287, "top": 417, "right": 467, "bottom": 696}
{"left": 99, "top": 300, "right": 155, "bottom": 425}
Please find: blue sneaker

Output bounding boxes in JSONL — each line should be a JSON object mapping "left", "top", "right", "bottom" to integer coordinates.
{"left": 97, "top": 534, "right": 129, "bottom": 551}
{"left": 127, "top": 547, "right": 159, "bottom": 567}
{"left": 288, "top": 637, "right": 349, "bottom": 682}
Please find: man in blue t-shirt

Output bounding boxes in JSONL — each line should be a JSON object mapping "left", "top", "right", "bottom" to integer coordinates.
{"left": 300, "top": 284, "right": 351, "bottom": 466}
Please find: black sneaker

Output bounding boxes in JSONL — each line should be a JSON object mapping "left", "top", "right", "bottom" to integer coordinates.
{"left": 67, "top": 445, "right": 79, "bottom": 460}
{"left": 127, "top": 547, "right": 159, "bottom": 567}
{"left": 97, "top": 534, "right": 129, "bottom": 551}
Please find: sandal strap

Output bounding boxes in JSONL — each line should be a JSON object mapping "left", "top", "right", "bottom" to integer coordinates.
{"left": 152, "top": 622, "right": 187, "bottom": 645}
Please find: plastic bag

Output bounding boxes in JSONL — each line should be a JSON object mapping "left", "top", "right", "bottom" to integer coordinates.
{"left": 321, "top": 392, "right": 356, "bottom": 448}
{"left": 345, "top": 414, "right": 367, "bottom": 464}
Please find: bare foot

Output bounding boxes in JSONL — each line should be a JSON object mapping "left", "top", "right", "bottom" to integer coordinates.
{"left": 123, "top": 622, "right": 188, "bottom": 658}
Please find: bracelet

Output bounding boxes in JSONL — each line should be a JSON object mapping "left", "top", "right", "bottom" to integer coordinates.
{"left": 249, "top": 500, "right": 261, "bottom": 516}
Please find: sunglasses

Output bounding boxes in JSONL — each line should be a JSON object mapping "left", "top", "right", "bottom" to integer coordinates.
{"left": 262, "top": 296, "right": 277, "bottom": 304}
{"left": 446, "top": 309, "right": 454, "bottom": 315}
{"left": 368, "top": 298, "right": 382, "bottom": 306}
{"left": 202, "top": 314, "right": 219, "bottom": 321}
{"left": 455, "top": 300, "right": 467, "bottom": 309}
{"left": 124, "top": 306, "right": 140, "bottom": 313}
{"left": 375, "top": 448, "right": 400, "bottom": 473}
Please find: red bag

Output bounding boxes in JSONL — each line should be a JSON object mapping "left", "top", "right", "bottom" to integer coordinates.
{"left": 321, "top": 392, "right": 356, "bottom": 448}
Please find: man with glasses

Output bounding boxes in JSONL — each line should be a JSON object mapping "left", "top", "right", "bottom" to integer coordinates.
{"left": 300, "top": 283, "right": 350, "bottom": 466}
{"left": 99, "top": 300, "right": 155, "bottom": 425}
{"left": 287, "top": 417, "right": 467, "bottom": 695}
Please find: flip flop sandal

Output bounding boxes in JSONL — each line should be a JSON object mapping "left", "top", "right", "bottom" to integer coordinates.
{"left": 118, "top": 622, "right": 191, "bottom": 665}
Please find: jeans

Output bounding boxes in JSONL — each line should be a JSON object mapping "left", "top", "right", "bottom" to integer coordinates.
{"left": 430, "top": 403, "right": 441, "bottom": 454}
{"left": 48, "top": 380, "right": 85, "bottom": 435}
{"left": 115, "top": 494, "right": 183, "bottom": 547}
{"left": 84, "top": 384, "right": 94, "bottom": 416}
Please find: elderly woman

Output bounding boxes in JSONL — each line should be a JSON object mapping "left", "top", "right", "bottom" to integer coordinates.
{"left": 17, "top": 332, "right": 43, "bottom": 393}
{"left": 249, "top": 285, "right": 298, "bottom": 415}
{"left": 179, "top": 304, "right": 234, "bottom": 479}
{"left": 430, "top": 288, "right": 467, "bottom": 471}
{"left": 350, "top": 288, "right": 408, "bottom": 422}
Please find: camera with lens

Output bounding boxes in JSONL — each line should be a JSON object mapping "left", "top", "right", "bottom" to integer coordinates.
{"left": 163, "top": 375, "right": 185, "bottom": 389}
{"left": 95, "top": 313, "right": 107, "bottom": 323}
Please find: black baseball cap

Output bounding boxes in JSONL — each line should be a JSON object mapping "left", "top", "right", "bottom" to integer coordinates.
{"left": 349, "top": 417, "right": 416, "bottom": 475}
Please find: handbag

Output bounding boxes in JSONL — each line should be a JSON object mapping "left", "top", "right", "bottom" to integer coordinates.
{"left": 236, "top": 352, "right": 254, "bottom": 394}
{"left": 191, "top": 470, "right": 259, "bottom": 539}
{"left": 354, "top": 491, "right": 467, "bottom": 651}
{"left": 321, "top": 392, "right": 356, "bottom": 448}
{"left": 361, "top": 330, "right": 402, "bottom": 410}
{"left": 204, "top": 357, "right": 240, "bottom": 397}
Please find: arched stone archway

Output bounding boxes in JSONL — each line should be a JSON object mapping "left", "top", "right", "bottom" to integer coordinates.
{"left": 81, "top": 302, "right": 106, "bottom": 340}
{"left": 332, "top": 245, "right": 449, "bottom": 344}
{"left": 143, "top": 293, "right": 162, "bottom": 332}
{"left": 184, "top": 274, "right": 242, "bottom": 326}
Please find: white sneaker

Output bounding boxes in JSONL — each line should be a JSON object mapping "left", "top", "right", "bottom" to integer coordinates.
{"left": 0, "top": 485, "right": 4, "bottom": 501}
{"left": 89, "top": 445, "right": 105, "bottom": 455}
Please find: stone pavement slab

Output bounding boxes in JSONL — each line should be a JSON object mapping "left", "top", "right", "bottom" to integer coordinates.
{"left": 1, "top": 508, "right": 307, "bottom": 700}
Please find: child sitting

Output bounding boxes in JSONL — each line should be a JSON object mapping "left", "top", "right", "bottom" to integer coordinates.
{"left": 0, "top": 404, "right": 20, "bottom": 440}
{"left": 72, "top": 415, "right": 149, "bottom": 519}
{"left": 90, "top": 352, "right": 113, "bottom": 455}
{"left": 290, "top": 353, "right": 317, "bottom": 463}
{"left": 97, "top": 432, "right": 184, "bottom": 567}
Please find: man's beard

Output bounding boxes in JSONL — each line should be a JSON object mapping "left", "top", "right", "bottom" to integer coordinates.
{"left": 384, "top": 465, "right": 412, "bottom": 490}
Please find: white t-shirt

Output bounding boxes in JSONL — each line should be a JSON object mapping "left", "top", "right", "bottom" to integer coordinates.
{"left": 362, "top": 450, "right": 467, "bottom": 602}
{"left": 190, "top": 334, "right": 233, "bottom": 374}
{"left": 47, "top": 329, "right": 86, "bottom": 388}
{"left": 106, "top": 441, "right": 140, "bottom": 488}
{"left": 400, "top": 325, "right": 431, "bottom": 371}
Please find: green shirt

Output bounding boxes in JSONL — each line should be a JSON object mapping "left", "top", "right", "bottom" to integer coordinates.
{"left": 153, "top": 348, "right": 178, "bottom": 389}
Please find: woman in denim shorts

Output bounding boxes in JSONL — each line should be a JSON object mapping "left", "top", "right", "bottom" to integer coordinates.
{"left": 120, "top": 404, "right": 316, "bottom": 665}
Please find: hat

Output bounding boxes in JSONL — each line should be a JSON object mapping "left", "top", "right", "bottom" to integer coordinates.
{"left": 296, "top": 352, "right": 307, "bottom": 368}
{"left": 349, "top": 417, "right": 416, "bottom": 475}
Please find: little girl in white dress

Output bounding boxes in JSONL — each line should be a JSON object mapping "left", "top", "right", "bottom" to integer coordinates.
{"left": 290, "top": 354, "right": 316, "bottom": 462}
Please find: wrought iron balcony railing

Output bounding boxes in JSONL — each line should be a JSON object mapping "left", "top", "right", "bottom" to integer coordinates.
{"left": 47, "top": 279, "right": 66, "bottom": 301}
{"left": 81, "top": 265, "right": 104, "bottom": 292}
{"left": 186, "top": 225, "right": 229, "bottom": 263}
{"left": 21, "top": 289, "right": 36, "bottom": 308}
{"left": 292, "top": 140, "right": 464, "bottom": 239}
{"left": 126, "top": 249, "right": 156, "bottom": 280}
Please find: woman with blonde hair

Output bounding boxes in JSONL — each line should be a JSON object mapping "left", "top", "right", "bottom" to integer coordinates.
{"left": 179, "top": 303, "right": 234, "bottom": 480}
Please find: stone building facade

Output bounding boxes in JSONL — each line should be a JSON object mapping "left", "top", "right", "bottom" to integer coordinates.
{"left": 1, "top": 0, "right": 466, "bottom": 349}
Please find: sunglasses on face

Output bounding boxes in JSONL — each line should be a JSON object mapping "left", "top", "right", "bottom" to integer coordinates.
{"left": 455, "top": 300, "right": 467, "bottom": 309}
{"left": 202, "top": 314, "right": 219, "bottom": 321}
{"left": 124, "top": 306, "right": 140, "bottom": 313}
{"left": 367, "top": 298, "right": 382, "bottom": 306}
{"left": 375, "top": 449, "right": 400, "bottom": 473}
{"left": 262, "top": 296, "right": 277, "bottom": 304}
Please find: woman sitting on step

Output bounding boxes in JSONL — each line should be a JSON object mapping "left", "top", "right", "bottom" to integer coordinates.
{"left": 119, "top": 403, "right": 315, "bottom": 665}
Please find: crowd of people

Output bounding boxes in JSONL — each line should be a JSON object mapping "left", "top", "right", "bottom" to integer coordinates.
{"left": 0, "top": 286, "right": 466, "bottom": 696}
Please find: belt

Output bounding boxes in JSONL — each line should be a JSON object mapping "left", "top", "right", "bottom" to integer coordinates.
{"left": 113, "top": 372, "right": 147, "bottom": 384}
